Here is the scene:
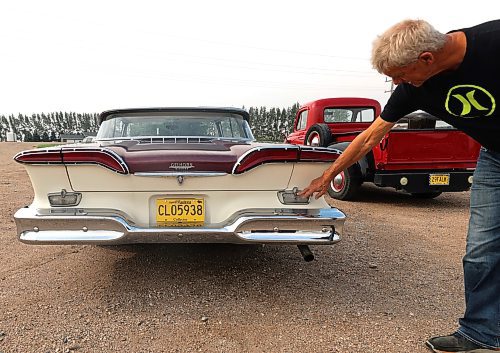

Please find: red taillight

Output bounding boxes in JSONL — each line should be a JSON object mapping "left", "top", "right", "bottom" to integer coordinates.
{"left": 14, "top": 148, "right": 129, "bottom": 174}
{"left": 232, "top": 146, "right": 342, "bottom": 174}
{"left": 14, "top": 149, "right": 63, "bottom": 164}
{"left": 232, "top": 146, "right": 300, "bottom": 174}
{"left": 298, "top": 146, "right": 341, "bottom": 162}
{"left": 61, "top": 149, "right": 128, "bottom": 174}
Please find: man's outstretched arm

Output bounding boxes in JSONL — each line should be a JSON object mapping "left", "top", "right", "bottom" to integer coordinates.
{"left": 298, "top": 117, "right": 395, "bottom": 199}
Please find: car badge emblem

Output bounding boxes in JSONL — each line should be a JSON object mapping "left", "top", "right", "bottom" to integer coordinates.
{"left": 169, "top": 162, "right": 194, "bottom": 171}
{"left": 177, "top": 175, "right": 184, "bottom": 185}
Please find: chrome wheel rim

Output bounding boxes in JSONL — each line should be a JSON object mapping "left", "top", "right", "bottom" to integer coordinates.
{"left": 331, "top": 172, "right": 345, "bottom": 192}
{"left": 307, "top": 132, "right": 320, "bottom": 146}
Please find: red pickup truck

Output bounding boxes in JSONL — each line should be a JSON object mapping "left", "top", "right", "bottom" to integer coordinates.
{"left": 286, "top": 97, "right": 481, "bottom": 200}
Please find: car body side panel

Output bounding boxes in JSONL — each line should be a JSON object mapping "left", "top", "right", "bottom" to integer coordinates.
{"left": 23, "top": 166, "right": 73, "bottom": 208}
{"left": 287, "top": 163, "right": 335, "bottom": 188}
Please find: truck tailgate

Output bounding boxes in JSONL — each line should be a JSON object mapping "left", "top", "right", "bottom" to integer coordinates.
{"left": 380, "top": 130, "right": 480, "bottom": 170}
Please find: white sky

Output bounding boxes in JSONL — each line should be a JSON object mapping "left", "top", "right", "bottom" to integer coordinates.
{"left": 0, "top": 0, "right": 497, "bottom": 116}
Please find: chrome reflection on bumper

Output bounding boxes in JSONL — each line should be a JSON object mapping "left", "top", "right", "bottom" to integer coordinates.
{"left": 14, "top": 207, "right": 345, "bottom": 245}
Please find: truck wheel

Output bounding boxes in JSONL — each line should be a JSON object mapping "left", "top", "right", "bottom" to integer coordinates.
{"left": 410, "top": 191, "right": 442, "bottom": 199}
{"left": 328, "top": 165, "right": 362, "bottom": 200}
{"left": 305, "top": 124, "right": 332, "bottom": 147}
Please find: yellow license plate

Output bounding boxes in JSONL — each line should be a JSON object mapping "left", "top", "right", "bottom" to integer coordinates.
{"left": 156, "top": 198, "right": 205, "bottom": 226}
{"left": 429, "top": 174, "right": 450, "bottom": 185}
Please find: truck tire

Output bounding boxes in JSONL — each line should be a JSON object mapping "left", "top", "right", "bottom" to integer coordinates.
{"left": 304, "top": 124, "right": 332, "bottom": 147}
{"left": 410, "top": 191, "right": 442, "bottom": 199}
{"left": 328, "top": 165, "right": 362, "bottom": 200}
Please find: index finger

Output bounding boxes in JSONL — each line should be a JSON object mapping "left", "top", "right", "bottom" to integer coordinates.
{"left": 297, "top": 187, "right": 312, "bottom": 198}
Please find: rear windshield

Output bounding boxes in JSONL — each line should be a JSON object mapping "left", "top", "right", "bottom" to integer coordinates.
{"left": 97, "top": 112, "right": 254, "bottom": 140}
{"left": 324, "top": 107, "right": 375, "bottom": 123}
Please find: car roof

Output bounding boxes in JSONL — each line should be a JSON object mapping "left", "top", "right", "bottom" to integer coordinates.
{"left": 99, "top": 107, "right": 250, "bottom": 125}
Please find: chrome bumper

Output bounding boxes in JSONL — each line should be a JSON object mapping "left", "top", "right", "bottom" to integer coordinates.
{"left": 14, "top": 207, "right": 345, "bottom": 245}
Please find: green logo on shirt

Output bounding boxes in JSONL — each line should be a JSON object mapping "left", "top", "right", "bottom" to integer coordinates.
{"left": 445, "top": 85, "right": 495, "bottom": 118}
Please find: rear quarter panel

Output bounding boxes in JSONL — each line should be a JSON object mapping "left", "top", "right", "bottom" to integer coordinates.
{"left": 23, "top": 166, "right": 73, "bottom": 208}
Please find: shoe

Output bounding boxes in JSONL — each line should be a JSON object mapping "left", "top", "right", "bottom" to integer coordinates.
{"left": 426, "top": 332, "right": 482, "bottom": 352}
{"left": 465, "top": 350, "right": 500, "bottom": 352}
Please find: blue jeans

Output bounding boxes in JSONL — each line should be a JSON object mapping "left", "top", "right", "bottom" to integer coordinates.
{"left": 457, "top": 147, "right": 500, "bottom": 349}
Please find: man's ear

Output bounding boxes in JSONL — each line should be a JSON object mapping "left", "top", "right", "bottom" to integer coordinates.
{"left": 418, "top": 52, "right": 434, "bottom": 64}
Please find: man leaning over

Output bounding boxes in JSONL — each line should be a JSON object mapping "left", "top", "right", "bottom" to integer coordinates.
{"left": 299, "top": 19, "right": 500, "bottom": 352}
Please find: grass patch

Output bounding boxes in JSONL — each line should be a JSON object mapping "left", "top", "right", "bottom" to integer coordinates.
{"left": 35, "top": 142, "right": 65, "bottom": 148}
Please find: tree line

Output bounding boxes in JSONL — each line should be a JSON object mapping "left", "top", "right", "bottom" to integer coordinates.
{"left": 247, "top": 103, "right": 300, "bottom": 141}
{"left": 0, "top": 112, "right": 100, "bottom": 142}
{"left": 0, "top": 104, "right": 301, "bottom": 142}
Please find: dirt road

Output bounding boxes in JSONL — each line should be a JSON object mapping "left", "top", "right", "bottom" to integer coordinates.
{"left": 0, "top": 142, "right": 470, "bottom": 353}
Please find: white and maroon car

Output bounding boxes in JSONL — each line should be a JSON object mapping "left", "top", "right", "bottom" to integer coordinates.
{"left": 13, "top": 108, "right": 345, "bottom": 261}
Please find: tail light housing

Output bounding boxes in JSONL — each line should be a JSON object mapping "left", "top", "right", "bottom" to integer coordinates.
{"left": 232, "top": 146, "right": 300, "bottom": 174}
{"left": 277, "top": 187, "right": 310, "bottom": 204}
{"left": 232, "top": 146, "right": 341, "bottom": 174}
{"left": 48, "top": 189, "right": 82, "bottom": 206}
{"left": 299, "top": 146, "right": 341, "bottom": 162}
{"left": 14, "top": 147, "right": 129, "bottom": 174}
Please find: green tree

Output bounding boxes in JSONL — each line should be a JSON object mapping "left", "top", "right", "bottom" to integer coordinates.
{"left": 32, "top": 130, "right": 41, "bottom": 142}
{"left": 23, "top": 130, "right": 33, "bottom": 142}
{"left": 41, "top": 131, "right": 50, "bottom": 141}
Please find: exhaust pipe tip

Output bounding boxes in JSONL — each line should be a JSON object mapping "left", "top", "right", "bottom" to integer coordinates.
{"left": 297, "top": 245, "right": 314, "bottom": 262}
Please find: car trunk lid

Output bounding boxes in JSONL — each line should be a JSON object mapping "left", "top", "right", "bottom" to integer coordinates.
{"left": 104, "top": 139, "right": 253, "bottom": 174}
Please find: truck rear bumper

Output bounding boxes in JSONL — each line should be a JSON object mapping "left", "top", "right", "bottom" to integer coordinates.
{"left": 14, "top": 207, "right": 345, "bottom": 245}
{"left": 373, "top": 170, "right": 474, "bottom": 193}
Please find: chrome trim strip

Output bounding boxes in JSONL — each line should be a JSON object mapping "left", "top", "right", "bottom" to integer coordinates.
{"left": 14, "top": 207, "right": 345, "bottom": 245}
{"left": 98, "top": 136, "right": 254, "bottom": 144}
{"left": 299, "top": 146, "right": 343, "bottom": 155}
{"left": 134, "top": 172, "right": 228, "bottom": 177}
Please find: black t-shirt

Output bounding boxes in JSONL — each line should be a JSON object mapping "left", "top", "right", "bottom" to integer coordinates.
{"left": 380, "top": 20, "right": 500, "bottom": 152}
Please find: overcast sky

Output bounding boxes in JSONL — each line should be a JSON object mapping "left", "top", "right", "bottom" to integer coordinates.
{"left": 0, "top": 1, "right": 497, "bottom": 116}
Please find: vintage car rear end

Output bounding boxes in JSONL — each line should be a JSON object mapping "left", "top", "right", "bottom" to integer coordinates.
{"left": 13, "top": 108, "right": 345, "bottom": 260}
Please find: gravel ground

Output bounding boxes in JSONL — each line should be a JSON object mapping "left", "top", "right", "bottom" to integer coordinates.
{"left": 0, "top": 142, "right": 471, "bottom": 353}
